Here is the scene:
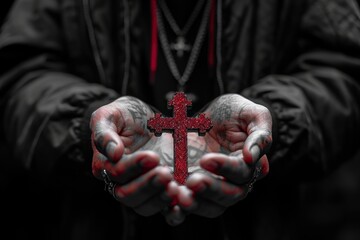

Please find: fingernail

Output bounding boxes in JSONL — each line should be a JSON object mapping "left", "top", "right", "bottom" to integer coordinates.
{"left": 106, "top": 141, "right": 117, "bottom": 158}
{"left": 250, "top": 145, "right": 260, "bottom": 163}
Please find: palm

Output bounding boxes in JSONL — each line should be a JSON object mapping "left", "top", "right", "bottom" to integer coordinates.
{"left": 143, "top": 96, "right": 252, "bottom": 176}
{"left": 186, "top": 98, "right": 251, "bottom": 175}
{"left": 91, "top": 96, "right": 178, "bottom": 220}
{"left": 209, "top": 118, "right": 247, "bottom": 152}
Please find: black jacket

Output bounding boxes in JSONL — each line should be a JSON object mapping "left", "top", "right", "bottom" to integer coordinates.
{"left": 1, "top": 0, "right": 360, "bottom": 239}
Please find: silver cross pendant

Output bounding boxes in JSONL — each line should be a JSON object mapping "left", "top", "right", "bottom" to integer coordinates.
{"left": 170, "top": 36, "right": 191, "bottom": 58}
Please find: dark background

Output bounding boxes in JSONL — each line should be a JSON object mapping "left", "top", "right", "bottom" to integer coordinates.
{"left": 0, "top": 1, "right": 360, "bottom": 239}
{"left": 0, "top": 0, "right": 13, "bottom": 24}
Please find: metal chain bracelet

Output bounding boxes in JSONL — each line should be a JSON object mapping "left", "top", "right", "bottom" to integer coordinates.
{"left": 247, "top": 165, "right": 262, "bottom": 193}
{"left": 101, "top": 169, "right": 118, "bottom": 200}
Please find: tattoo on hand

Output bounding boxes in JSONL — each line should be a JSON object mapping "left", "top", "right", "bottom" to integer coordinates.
{"left": 209, "top": 97, "right": 234, "bottom": 124}
{"left": 119, "top": 96, "right": 151, "bottom": 130}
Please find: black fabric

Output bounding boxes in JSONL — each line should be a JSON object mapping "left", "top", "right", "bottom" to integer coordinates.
{"left": 0, "top": 0, "right": 360, "bottom": 239}
{"left": 0, "top": 0, "right": 13, "bottom": 25}
{"left": 141, "top": 0, "right": 218, "bottom": 116}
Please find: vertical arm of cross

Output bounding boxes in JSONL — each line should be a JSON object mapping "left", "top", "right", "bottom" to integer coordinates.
{"left": 147, "top": 92, "right": 212, "bottom": 186}
{"left": 169, "top": 93, "right": 192, "bottom": 120}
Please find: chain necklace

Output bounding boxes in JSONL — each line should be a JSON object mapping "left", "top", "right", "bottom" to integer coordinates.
{"left": 158, "top": 0, "right": 206, "bottom": 58}
{"left": 157, "top": 0, "right": 211, "bottom": 96}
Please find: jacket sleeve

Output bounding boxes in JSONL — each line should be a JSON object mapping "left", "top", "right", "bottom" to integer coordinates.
{"left": 0, "top": 0, "right": 119, "bottom": 180}
{"left": 241, "top": 0, "right": 360, "bottom": 181}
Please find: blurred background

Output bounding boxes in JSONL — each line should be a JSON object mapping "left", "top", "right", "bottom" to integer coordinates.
{"left": 0, "top": 0, "right": 13, "bottom": 24}
{"left": 0, "top": 0, "right": 359, "bottom": 239}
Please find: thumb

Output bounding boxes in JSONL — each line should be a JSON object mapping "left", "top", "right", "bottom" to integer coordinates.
{"left": 243, "top": 129, "right": 272, "bottom": 165}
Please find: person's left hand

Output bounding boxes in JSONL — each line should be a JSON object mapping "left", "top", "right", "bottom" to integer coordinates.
{"left": 176, "top": 94, "right": 273, "bottom": 218}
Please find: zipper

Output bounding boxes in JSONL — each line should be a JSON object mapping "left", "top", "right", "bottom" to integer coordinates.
{"left": 82, "top": 0, "right": 107, "bottom": 85}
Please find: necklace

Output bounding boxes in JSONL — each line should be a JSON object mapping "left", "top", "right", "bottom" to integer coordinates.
{"left": 158, "top": 0, "right": 206, "bottom": 58}
{"left": 157, "top": 0, "right": 211, "bottom": 99}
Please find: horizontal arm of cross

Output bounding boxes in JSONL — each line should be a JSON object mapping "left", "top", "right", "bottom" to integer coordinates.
{"left": 147, "top": 113, "right": 176, "bottom": 136}
{"left": 186, "top": 113, "right": 212, "bottom": 135}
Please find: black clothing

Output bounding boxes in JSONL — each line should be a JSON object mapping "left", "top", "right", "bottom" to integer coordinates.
{"left": 1, "top": 0, "right": 360, "bottom": 239}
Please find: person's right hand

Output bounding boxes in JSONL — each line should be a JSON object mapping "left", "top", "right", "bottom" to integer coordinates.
{"left": 90, "top": 96, "right": 179, "bottom": 218}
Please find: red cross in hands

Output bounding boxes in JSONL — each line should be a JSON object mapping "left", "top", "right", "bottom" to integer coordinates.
{"left": 147, "top": 92, "right": 212, "bottom": 184}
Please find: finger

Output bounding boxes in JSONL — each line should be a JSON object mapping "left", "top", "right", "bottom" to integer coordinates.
{"left": 200, "top": 152, "right": 253, "bottom": 185}
{"left": 200, "top": 154, "right": 269, "bottom": 195}
{"left": 243, "top": 128, "right": 272, "bottom": 165}
{"left": 246, "top": 156, "right": 270, "bottom": 193}
{"left": 133, "top": 191, "right": 172, "bottom": 217}
{"left": 176, "top": 185, "right": 195, "bottom": 209}
{"left": 187, "top": 197, "right": 226, "bottom": 218}
{"left": 241, "top": 103, "right": 272, "bottom": 165}
{"left": 257, "top": 155, "right": 270, "bottom": 180}
{"left": 178, "top": 188, "right": 226, "bottom": 219}
{"left": 113, "top": 166, "right": 172, "bottom": 208}
{"left": 104, "top": 151, "right": 160, "bottom": 184}
{"left": 161, "top": 183, "right": 187, "bottom": 226}
{"left": 90, "top": 107, "right": 125, "bottom": 162}
{"left": 92, "top": 127, "right": 124, "bottom": 163}
{"left": 133, "top": 180, "right": 179, "bottom": 216}
{"left": 92, "top": 151, "right": 109, "bottom": 179}
{"left": 185, "top": 173, "right": 247, "bottom": 208}
{"left": 226, "top": 131, "right": 247, "bottom": 152}
{"left": 177, "top": 185, "right": 226, "bottom": 218}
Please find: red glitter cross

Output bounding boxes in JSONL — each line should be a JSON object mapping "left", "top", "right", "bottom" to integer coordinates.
{"left": 147, "top": 92, "right": 212, "bottom": 184}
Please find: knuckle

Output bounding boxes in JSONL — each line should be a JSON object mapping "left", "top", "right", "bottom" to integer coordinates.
{"left": 256, "top": 104, "right": 268, "bottom": 112}
{"left": 95, "top": 106, "right": 111, "bottom": 116}
{"left": 90, "top": 107, "right": 115, "bottom": 127}
{"left": 90, "top": 110, "right": 98, "bottom": 120}
{"left": 90, "top": 108, "right": 105, "bottom": 123}
{"left": 89, "top": 111, "right": 100, "bottom": 129}
{"left": 256, "top": 104, "right": 271, "bottom": 117}
{"left": 93, "top": 130, "right": 104, "bottom": 141}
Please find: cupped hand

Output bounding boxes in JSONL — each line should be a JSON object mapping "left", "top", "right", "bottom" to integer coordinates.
{"left": 90, "top": 96, "right": 179, "bottom": 218}
{"left": 177, "top": 94, "right": 273, "bottom": 218}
